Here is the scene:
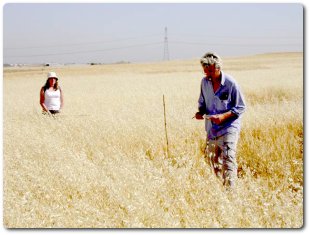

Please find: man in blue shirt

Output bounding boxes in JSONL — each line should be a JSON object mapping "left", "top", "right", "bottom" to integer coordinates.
{"left": 194, "top": 52, "right": 246, "bottom": 187}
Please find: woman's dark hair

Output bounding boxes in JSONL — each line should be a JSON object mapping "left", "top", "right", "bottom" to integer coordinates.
{"left": 43, "top": 78, "right": 59, "bottom": 92}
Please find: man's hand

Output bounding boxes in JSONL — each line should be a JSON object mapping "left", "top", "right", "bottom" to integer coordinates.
{"left": 209, "top": 111, "right": 236, "bottom": 125}
{"left": 194, "top": 112, "right": 204, "bottom": 120}
{"left": 209, "top": 114, "right": 224, "bottom": 125}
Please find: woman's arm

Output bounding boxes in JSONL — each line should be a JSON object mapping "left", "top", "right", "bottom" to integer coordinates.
{"left": 59, "top": 87, "right": 64, "bottom": 111}
{"left": 40, "top": 87, "right": 50, "bottom": 113}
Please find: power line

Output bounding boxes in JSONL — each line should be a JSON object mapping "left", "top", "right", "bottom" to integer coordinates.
{"left": 169, "top": 41, "right": 301, "bottom": 47}
{"left": 5, "top": 33, "right": 301, "bottom": 53}
{"left": 4, "top": 33, "right": 163, "bottom": 50}
{"left": 168, "top": 33, "right": 302, "bottom": 40}
{"left": 5, "top": 42, "right": 163, "bottom": 58}
{"left": 4, "top": 37, "right": 301, "bottom": 61}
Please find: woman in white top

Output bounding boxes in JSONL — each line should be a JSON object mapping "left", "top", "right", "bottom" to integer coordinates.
{"left": 40, "top": 72, "right": 64, "bottom": 115}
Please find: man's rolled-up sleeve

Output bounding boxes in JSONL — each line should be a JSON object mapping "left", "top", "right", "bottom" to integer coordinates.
{"left": 231, "top": 84, "right": 246, "bottom": 117}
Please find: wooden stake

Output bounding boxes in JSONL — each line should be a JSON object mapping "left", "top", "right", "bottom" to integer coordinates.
{"left": 163, "top": 94, "right": 170, "bottom": 158}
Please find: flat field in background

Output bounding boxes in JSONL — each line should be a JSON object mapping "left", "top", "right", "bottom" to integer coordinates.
{"left": 3, "top": 53, "right": 303, "bottom": 228}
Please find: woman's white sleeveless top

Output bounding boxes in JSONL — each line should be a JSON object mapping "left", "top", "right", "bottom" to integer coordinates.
{"left": 44, "top": 89, "right": 61, "bottom": 110}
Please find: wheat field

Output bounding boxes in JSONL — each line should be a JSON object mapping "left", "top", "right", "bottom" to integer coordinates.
{"left": 3, "top": 53, "right": 303, "bottom": 228}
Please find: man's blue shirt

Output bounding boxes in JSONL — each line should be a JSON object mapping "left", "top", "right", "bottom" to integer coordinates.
{"left": 198, "top": 71, "right": 246, "bottom": 139}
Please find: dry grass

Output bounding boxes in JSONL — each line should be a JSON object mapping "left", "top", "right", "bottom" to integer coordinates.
{"left": 3, "top": 52, "right": 303, "bottom": 228}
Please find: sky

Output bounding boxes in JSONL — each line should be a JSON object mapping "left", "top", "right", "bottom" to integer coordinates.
{"left": 2, "top": 3, "right": 304, "bottom": 64}
{"left": 0, "top": 2, "right": 308, "bottom": 235}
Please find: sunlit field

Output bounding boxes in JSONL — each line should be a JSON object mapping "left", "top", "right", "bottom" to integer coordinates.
{"left": 3, "top": 52, "right": 303, "bottom": 228}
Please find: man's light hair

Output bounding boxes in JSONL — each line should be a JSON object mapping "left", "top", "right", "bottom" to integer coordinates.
{"left": 200, "top": 52, "right": 222, "bottom": 69}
